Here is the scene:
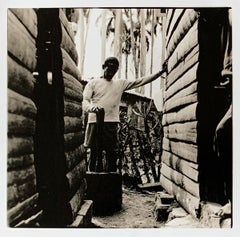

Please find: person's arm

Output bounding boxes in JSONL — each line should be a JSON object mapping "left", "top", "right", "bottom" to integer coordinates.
{"left": 123, "top": 62, "right": 167, "bottom": 91}
{"left": 82, "top": 81, "right": 103, "bottom": 113}
{"left": 125, "top": 70, "right": 164, "bottom": 91}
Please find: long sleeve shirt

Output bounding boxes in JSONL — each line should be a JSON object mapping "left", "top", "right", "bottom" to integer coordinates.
{"left": 82, "top": 71, "right": 162, "bottom": 123}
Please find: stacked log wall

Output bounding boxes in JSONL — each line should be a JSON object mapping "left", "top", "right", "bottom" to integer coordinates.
{"left": 59, "top": 9, "right": 87, "bottom": 220}
{"left": 160, "top": 9, "right": 201, "bottom": 217}
{"left": 7, "top": 8, "right": 87, "bottom": 227}
{"left": 160, "top": 8, "right": 228, "bottom": 217}
{"left": 7, "top": 9, "right": 41, "bottom": 226}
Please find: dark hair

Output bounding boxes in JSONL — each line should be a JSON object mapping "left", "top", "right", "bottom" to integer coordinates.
{"left": 103, "top": 57, "right": 119, "bottom": 68}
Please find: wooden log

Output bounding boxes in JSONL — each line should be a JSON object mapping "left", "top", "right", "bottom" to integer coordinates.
{"left": 61, "top": 48, "right": 81, "bottom": 82}
{"left": 64, "top": 131, "right": 85, "bottom": 152}
{"left": 64, "top": 99, "right": 82, "bottom": 117}
{"left": 167, "top": 9, "right": 198, "bottom": 58}
{"left": 8, "top": 164, "right": 36, "bottom": 186}
{"left": 166, "top": 9, "right": 174, "bottom": 36}
{"left": 8, "top": 136, "right": 34, "bottom": 157}
{"left": 160, "top": 163, "right": 200, "bottom": 197}
{"left": 164, "top": 93, "right": 198, "bottom": 113}
{"left": 163, "top": 121, "right": 197, "bottom": 144}
{"left": 7, "top": 193, "right": 39, "bottom": 226}
{"left": 63, "top": 71, "right": 83, "bottom": 92}
{"left": 8, "top": 89, "right": 36, "bottom": 119}
{"left": 166, "top": 9, "right": 185, "bottom": 49}
{"left": 64, "top": 116, "right": 83, "bottom": 133}
{"left": 164, "top": 66, "right": 198, "bottom": 102}
{"left": 8, "top": 56, "right": 35, "bottom": 99}
{"left": 61, "top": 23, "right": 78, "bottom": 65}
{"left": 161, "top": 150, "right": 199, "bottom": 181}
{"left": 162, "top": 137, "right": 198, "bottom": 163}
{"left": 10, "top": 8, "right": 37, "bottom": 38}
{"left": 160, "top": 174, "right": 200, "bottom": 218}
{"left": 168, "top": 21, "right": 198, "bottom": 73}
{"left": 65, "top": 144, "right": 86, "bottom": 171}
{"left": 8, "top": 10, "right": 36, "bottom": 71}
{"left": 166, "top": 45, "right": 199, "bottom": 89}
{"left": 162, "top": 102, "right": 197, "bottom": 126}
{"left": 8, "top": 113, "right": 35, "bottom": 136}
{"left": 64, "top": 87, "right": 83, "bottom": 103}
{"left": 66, "top": 159, "right": 87, "bottom": 194}
{"left": 59, "top": 9, "right": 75, "bottom": 43}
{"left": 8, "top": 154, "right": 34, "bottom": 170}
{"left": 69, "top": 179, "right": 87, "bottom": 218}
{"left": 8, "top": 181, "right": 37, "bottom": 209}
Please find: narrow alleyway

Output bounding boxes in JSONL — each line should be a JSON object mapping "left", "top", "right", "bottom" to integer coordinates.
{"left": 91, "top": 186, "right": 201, "bottom": 228}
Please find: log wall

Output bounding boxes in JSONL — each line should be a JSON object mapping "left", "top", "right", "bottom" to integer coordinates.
{"left": 59, "top": 9, "right": 86, "bottom": 221}
{"left": 160, "top": 9, "right": 227, "bottom": 217}
{"left": 7, "top": 8, "right": 86, "bottom": 227}
{"left": 7, "top": 9, "right": 40, "bottom": 227}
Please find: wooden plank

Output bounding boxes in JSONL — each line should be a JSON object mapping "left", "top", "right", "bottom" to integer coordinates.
{"left": 8, "top": 154, "right": 34, "bottom": 170}
{"left": 64, "top": 116, "right": 83, "bottom": 133}
{"left": 10, "top": 8, "right": 37, "bottom": 38}
{"left": 163, "top": 121, "right": 197, "bottom": 144}
{"left": 167, "top": 9, "right": 198, "bottom": 58}
{"left": 8, "top": 136, "right": 34, "bottom": 157}
{"left": 166, "top": 45, "right": 199, "bottom": 89}
{"left": 69, "top": 179, "right": 87, "bottom": 218}
{"left": 8, "top": 10, "right": 36, "bottom": 71}
{"left": 164, "top": 93, "right": 198, "bottom": 113}
{"left": 62, "top": 48, "right": 81, "bottom": 82}
{"left": 8, "top": 113, "right": 35, "bottom": 136}
{"left": 7, "top": 193, "right": 39, "bottom": 226}
{"left": 162, "top": 137, "right": 198, "bottom": 163}
{"left": 8, "top": 181, "right": 37, "bottom": 209}
{"left": 8, "top": 56, "right": 34, "bottom": 99}
{"left": 162, "top": 102, "right": 197, "bottom": 126}
{"left": 65, "top": 144, "right": 86, "bottom": 171}
{"left": 64, "top": 131, "right": 85, "bottom": 152}
{"left": 64, "top": 99, "right": 82, "bottom": 117}
{"left": 161, "top": 150, "right": 199, "bottom": 181}
{"left": 160, "top": 174, "right": 200, "bottom": 218}
{"left": 8, "top": 89, "right": 36, "bottom": 118}
{"left": 164, "top": 81, "right": 198, "bottom": 106}
{"left": 8, "top": 164, "right": 36, "bottom": 186}
{"left": 167, "top": 21, "right": 198, "bottom": 73}
{"left": 61, "top": 23, "right": 78, "bottom": 65}
{"left": 166, "top": 9, "right": 174, "bottom": 36}
{"left": 166, "top": 9, "right": 185, "bottom": 49}
{"left": 66, "top": 159, "right": 87, "bottom": 194}
{"left": 165, "top": 66, "right": 198, "bottom": 102}
{"left": 160, "top": 163, "right": 200, "bottom": 197}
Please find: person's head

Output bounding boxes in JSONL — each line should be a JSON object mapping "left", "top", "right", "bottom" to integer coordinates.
{"left": 102, "top": 57, "right": 119, "bottom": 80}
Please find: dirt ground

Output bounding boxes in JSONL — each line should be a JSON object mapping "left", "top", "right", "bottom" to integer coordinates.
{"left": 91, "top": 186, "right": 201, "bottom": 228}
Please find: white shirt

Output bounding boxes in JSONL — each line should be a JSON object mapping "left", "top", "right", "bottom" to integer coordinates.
{"left": 83, "top": 77, "right": 151, "bottom": 123}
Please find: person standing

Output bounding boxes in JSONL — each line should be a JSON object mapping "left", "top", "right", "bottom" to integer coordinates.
{"left": 83, "top": 56, "right": 166, "bottom": 172}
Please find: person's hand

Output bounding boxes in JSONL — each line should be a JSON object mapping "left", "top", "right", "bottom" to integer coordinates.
{"left": 89, "top": 105, "right": 103, "bottom": 113}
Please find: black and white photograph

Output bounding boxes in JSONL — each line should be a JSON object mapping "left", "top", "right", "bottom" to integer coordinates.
{"left": 1, "top": 0, "right": 239, "bottom": 236}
